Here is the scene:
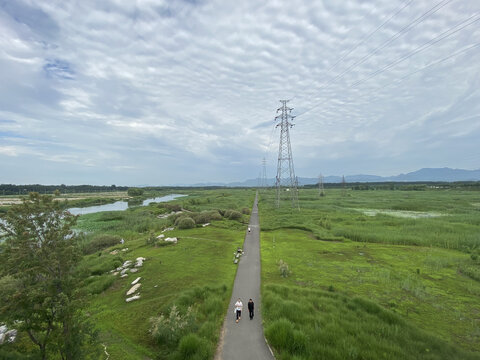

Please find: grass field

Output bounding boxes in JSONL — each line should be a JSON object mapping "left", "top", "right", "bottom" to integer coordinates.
{"left": 3, "top": 186, "right": 480, "bottom": 359}
{"left": 2, "top": 189, "right": 256, "bottom": 359}
{"left": 259, "top": 188, "right": 480, "bottom": 359}
{"left": 76, "top": 189, "right": 256, "bottom": 359}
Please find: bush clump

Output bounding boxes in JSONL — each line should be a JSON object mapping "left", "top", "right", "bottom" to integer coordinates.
{"left": 83, "top": 234, "right": 122, "bottom": 254}
{"left": 85, "top": 275, "right": 115, "bottom": 295}
{"left": 177, "top": 217, "right": 196, "bottom": 229}
{"left": 191, "top": 210, "right": 222, "bottom": 224}
{"left": 224, "top": 209, "right": 242, "bottom": 221}
{"left": 177, "top": 333, "right": 212, "bottom": 360}
{"left": 127, "top": 187, "right": 144, "bottom": 196}
{"left": 150, "top": 305, "right": 196, "bottom": 346}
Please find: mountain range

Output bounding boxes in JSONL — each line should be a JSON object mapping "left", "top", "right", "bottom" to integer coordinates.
{"left": 190, "top": 168, "right": 480, "bottom": 187}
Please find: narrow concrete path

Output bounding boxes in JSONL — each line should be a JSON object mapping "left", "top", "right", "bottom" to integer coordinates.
{"left": 216, "top": 193, "right": 274, "bottom": 360}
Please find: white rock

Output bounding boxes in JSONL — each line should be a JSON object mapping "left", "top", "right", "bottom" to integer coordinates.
{"left": 126, "top": 283, "right": 141, "bottom": 296}
{"left": 165, "top": 237, "right": 178, "bottom": 243}
{"left": 157, "top": 234, "right": 165, "bottom": 239}
{"left": 0, "top": 333, "right": 5, "bottom": 345}
{"left": 131, "top": 277, "right": 141, "bottom": 285}
{"left": 135, "top": 260, "right": 143, "bottom": 268}
{"left": 120, "top": 268, "right": 128, "bottom": 276}
{"left": 112, "top": 272, "right": 119, "bottom": 276}
{"left": 130, "top": 268, "right": 138, "bottom": 273}
{"left": 122, "top": 260, "right": 132, "bottom": 268}
{"left": 5, "top": 329, "right": 17, "bottom": 343}
{"left": 121, "top": 248, "right": 129, "bottom": 252}
{"left": 136, "top": 257, "right": 146, "bottom": 261}
{"left": 116, "top": 267, "right": 122, "bottom": 271}
{"left": 120, "top": 274, "right": 128, "bottom": 278}
{"left": 126, "top": 295, "right": 141, "bottom": 302}
{"left": 202, "top": 223, "right": 210, "bottom": 227}
{"left": 0, "top": 325, "right": 7, "bottom": 335}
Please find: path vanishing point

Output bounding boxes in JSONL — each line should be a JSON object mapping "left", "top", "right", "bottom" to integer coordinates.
{"left": 215, "top": 193, "right": 275, "bottom": 360}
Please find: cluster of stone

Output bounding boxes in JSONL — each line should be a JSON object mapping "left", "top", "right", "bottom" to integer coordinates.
{"left": 157, "top": 210, "right": 183, "bottom": 219}
{"left": 156, "top": 233, "right": 178, "bottom": 243}
{"left": 126, "top": 277, "right": 142, "bottom": 302}
{"left": 0, "top": 324, "right": 17, "bottom": 345}
{"left": 110, "top": 257, "right": 146, "bottom": 278}
{"left": 109, "top": 248, "right": 129, "bottom": 255}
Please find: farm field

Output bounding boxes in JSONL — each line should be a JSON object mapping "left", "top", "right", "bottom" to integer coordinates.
{"left": 259, "top": 188, "right": 480, "bottom": 359}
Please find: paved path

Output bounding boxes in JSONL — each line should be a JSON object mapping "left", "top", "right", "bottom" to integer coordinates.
{"left": 216, "top": 193, "right": 274, "bottom": 360}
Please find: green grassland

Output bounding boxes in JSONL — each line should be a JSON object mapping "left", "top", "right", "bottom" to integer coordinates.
{"left": 77, "top": 189, "right": 255, "bottom": 359}
{"left": 2, "top": 189, "right": 256, "bottom": 359}
{"left": 259, "top": 188, "right": 480, "bottom": 359}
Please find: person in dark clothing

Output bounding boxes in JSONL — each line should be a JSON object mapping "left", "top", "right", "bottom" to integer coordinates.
{"left": 248, "top": 298, "right": 254, "bottom": 320}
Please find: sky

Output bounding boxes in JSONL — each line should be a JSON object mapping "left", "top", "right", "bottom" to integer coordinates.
{"left": 0, "top": 0, "right": 479, "bottom": 186}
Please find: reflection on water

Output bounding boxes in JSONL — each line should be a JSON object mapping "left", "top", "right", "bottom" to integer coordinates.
{"left": 68, "top": 194, "right": 186, "bottom": 216}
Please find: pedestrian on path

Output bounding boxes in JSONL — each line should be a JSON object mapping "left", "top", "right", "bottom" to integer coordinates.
{"left": 235, "top": 298, "right": 243, "bottom": 323}
{"left": 248, "top": 298, "right": 254, "bottom": 320}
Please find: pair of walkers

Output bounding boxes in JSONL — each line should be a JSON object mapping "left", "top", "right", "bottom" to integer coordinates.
{"left": 234, "top": 298, "right": 254, "bottom": 323}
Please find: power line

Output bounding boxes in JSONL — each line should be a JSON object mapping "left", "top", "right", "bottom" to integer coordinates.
{"left": 351, "top": 14, "right": 480, "bottom": 88}
{"left": 327, "top": 0, "right": 414, "bottom": 74}
{"left": 296, "top": 0, "right": 454, "bottom": 118}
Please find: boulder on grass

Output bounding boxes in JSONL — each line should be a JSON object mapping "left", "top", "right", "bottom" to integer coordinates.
{"left": 126, "top": 295, "right": 140, "bottom": 303}
{"left": 126, "top": 283, "right": 141, "bottom": 296}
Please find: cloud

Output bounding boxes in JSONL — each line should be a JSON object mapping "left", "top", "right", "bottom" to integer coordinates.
{"left": 0, "top": 0, "right": 479, "bottom": 185}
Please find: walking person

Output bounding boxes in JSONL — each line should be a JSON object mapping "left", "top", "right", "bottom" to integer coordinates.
{"left": 234, "top": 298, "right": 243, "bottom": 323}
{"left": 248, "top": 298, "right": 254, "bottom": 320}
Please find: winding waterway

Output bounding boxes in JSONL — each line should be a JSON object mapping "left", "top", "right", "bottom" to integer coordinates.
{"left": 67, "top": 194, "right": 186, "bottom": 216}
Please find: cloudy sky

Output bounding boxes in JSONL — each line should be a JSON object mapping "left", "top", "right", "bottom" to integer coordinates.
{"left": 1, "top": 0, "right": 479, "bottom": 186}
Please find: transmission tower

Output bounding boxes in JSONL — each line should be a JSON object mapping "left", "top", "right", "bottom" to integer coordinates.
{"left": 318, "top": 174, "right": 325, "bottom": 197}
{"left": 275, "top": 100, "right": 299, "bottom": 209}
{"left": 341, "top": 175, "right": 347, "bottom": 197}
{"left": 261, "top": 157, "right": 268, "bottom": 190}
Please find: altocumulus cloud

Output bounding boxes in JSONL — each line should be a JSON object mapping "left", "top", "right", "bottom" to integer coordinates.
{"left": 0, "top": 0, "right": 479, "bottom": 185}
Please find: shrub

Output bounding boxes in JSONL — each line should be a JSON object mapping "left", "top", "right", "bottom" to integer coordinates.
{"left": 150, "top": 305, "right": 196, "bottom": 346}
{"left": 224, "top": 209, "right": 242, "bottom": 221}
{"left": 241, "top": 207, "right": 251, "bottom": 215}
{"left": 177, "top": 333, "right": 211, "bottom": 360}
{"left": 265, "top": 318, "right": 296, "bottom": 353}
{"left": 165, "top": 203, "right": 182, "bottom": 212}
{"left": 83, "top": 234, "right": 121, "bottom": 254}
{"left": 192, "top": 210, "right": 222, "bottom": 224}
{"left": 85, "top": 275, "right": 115, "bottom": 295}
{"left": 177, "top": 217, "right": 196, "bottom": 229}
{"left": 127, "top": 187, "right": 144, "bottom": 196}
{"left": 278, "top": 259, "right": 291, "bottom": 278}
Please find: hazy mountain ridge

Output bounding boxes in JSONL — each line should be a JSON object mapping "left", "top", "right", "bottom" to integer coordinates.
{"left": 192, "top": 167, "right": 480, "bottom": 187}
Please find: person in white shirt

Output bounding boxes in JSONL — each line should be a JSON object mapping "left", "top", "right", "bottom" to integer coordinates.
{"left": 234, "top": 298, "right": 243, "bottom": 323}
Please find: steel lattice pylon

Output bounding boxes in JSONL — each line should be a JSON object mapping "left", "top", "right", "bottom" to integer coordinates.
{"left": 275, "top": 100, "right": 299, "bottom": 209}
{"left": 261, "top": 157, "right": 268, "bottom": 190}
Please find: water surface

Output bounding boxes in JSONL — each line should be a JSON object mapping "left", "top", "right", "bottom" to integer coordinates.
{"left": 68, "top": 194, "right": 186, "bottom": 215}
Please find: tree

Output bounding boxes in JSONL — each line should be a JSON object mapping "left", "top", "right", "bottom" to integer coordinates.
{"left": 127, "top": 187, "right": 144, "bottom": 197}
{"left": 0, "top": 193, "right": 98, "bottom": 359}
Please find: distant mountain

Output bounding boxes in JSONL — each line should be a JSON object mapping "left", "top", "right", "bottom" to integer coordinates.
{"left": 208, "top": 167, "right": 480, "bottom": 187}
{"left": 387, "top": 168, "right": 480, "bottom": 182}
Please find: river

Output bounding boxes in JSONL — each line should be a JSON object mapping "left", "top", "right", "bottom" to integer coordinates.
{"left": 67, "top": 194, "right": 186, "bottom": 216}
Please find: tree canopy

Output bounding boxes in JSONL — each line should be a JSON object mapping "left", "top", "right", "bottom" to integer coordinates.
{"left": 0, "top": 193, "right": 98, "bottom": 359}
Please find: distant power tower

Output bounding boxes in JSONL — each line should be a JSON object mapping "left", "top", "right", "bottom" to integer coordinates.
{"left": 261, "top": 157, "right": 268, "bottom": 190}
{"left": 318, "top": 174, "right": 325, "bottom": 197}
{"left": 274, "top": 100, "right": 299, "bottom": 209}
{"left": 341, "top": 175, "right": 347, "bottom": 197}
